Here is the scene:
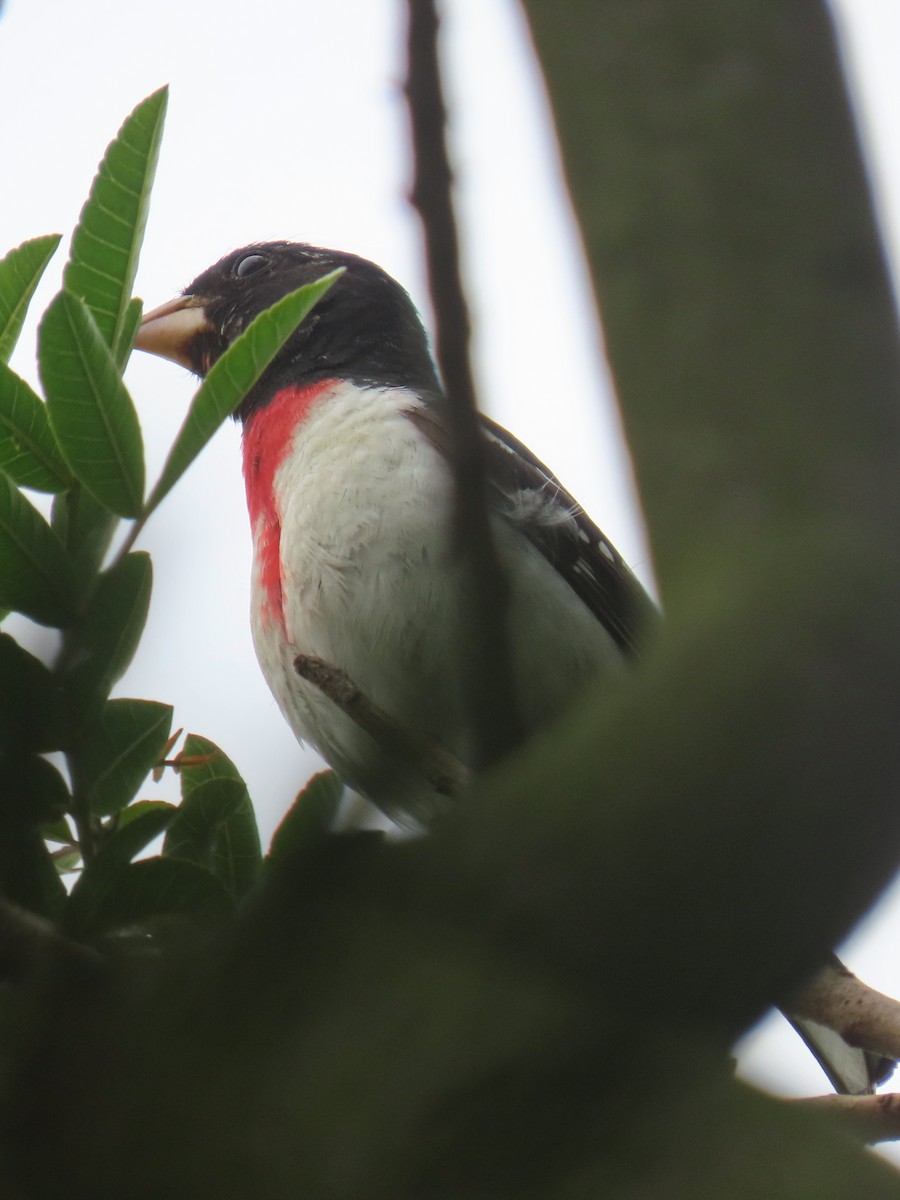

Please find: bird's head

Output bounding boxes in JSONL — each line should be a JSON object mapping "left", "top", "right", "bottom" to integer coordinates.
{"left": 136, "top": 241, "right": 441, "bottom": 420}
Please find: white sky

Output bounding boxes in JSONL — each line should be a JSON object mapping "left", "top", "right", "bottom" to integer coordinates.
{"left": 1, "top": 0, "right": 899, "bottom": 1134}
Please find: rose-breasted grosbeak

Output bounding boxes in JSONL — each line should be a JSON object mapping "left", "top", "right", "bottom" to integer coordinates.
{"left": 136, "top": 241, "right": 891, "bottom": 1095}
{"left": 136, "top": 241, "right": 654, "bottom": 820}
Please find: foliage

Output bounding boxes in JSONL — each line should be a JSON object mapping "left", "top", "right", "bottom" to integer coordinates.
{"left": 0, "top": 88, "right": 342, "bottom": 939}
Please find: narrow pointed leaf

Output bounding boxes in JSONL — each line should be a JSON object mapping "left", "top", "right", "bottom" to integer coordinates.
{"left": 51, "top": 486, "right": 118, "bottom": 589}
{"left": 40, "top": 290, "right": 145, "bottom": 516}
{"left": 73, "top": 698, "right": 173, "bottom": 816}
{"left": 0, "top": 473, "right": 76, "bottom": 625}
{"left": 0, "top": 360, "right": 72, "bottom": 491}
{"left": 146, "top": 270, "right": 342, "bottom": 514}
{"left": 65, "top": 551, "right": 152, "bottom": 704}
{"left": 0, "top": 234, "right": 61, "bottom": 362}
{"left": 115, "top": 297, "right": 143, "bottom": 368}
{"left": 267, "top": 771, "right": 343, "bottom": 863}
{"left": 64, "top": 88, "right": 168, "bottom": 350}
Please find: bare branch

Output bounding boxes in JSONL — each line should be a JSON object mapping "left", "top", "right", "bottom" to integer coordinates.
{"left": 404, "top": 0, "right": 522, "bottom": 765}
{"left": 790, "top": 1092, "right": 900, "bottom": 1144}
{"left": 294, "top": 654, "right": 470, "bottom": 799}
{"left": 785, "top": 960, "right": 900, "bottom": 1064}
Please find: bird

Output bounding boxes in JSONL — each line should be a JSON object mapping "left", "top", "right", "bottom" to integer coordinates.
{"left": 136, "top": 240, "right": 891, "bottom": 1096}
{"left": 135, "top": 241, "right": 654, "bottom": 822}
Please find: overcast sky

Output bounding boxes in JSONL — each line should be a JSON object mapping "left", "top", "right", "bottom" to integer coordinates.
{"left": 1, "top": 0, "right": 899, "bottom": 1125}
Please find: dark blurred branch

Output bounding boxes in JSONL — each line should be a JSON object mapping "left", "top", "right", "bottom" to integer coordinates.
{"left": 404, "top": 0, "right": 522, "bottom": 765}
{"left": 294, "top": 654, "right": 469, "bottom": 798}
{"left": 0, "top": 895, "right": 98, "bottom": 982}
{"left": 463, "top": 0, "right": 900, "bottom": 1038}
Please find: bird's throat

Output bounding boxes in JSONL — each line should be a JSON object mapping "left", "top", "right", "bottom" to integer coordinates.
{"left": 241, "top": 380, "right": 336, "bottom": 629}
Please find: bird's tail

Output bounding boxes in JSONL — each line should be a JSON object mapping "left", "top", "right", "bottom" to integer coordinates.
{"left": 787, "top": 1014, "right": 895, "bottom": 1095}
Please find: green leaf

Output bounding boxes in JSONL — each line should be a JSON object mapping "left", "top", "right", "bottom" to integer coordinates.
{"left": 53, "top": 848, "right": 82, "bottom": 875}
{"left": 178, "top": 732, "right": 244, "bottom": 795}
{"left": 0, "top": 473, "right": 76, "bottom": 626}
{"left": 115, "top": 297, "right": 143, "bottom": 369}
{"left": 65, "top": 855, "right": 231, "bottom": 939}
{"left": 267, "top": 771, "right": 343, "bottom": 864}
{"left": 0, "top": 754, "right": 69, "bottom": 828}
{"left": 0, "top": 756, "right": 69, "bottom": 914}
{"left": 96, "top": 804, "right": 175, "bottom": 870}
{"left": 163, "top": 777, "right": 249, "bottom": 866}
{"left": 65, "top": 551, "right": 152, "bottom": 704}
{"left": 43, "top": 816, "right": 74, "bottom": 845}
{"left": 61, "top": 802, "right": 175, "bottom": 907}
{"left": 64, "top": 88, "right": 167, "bottom": 351}
{"left": 0, "top": 234, "right": 61, "bottom": 362}
{"left": 72, "top": 698, "right": 173, "bottom": 816}
{"left": 39, "top": 290, "right": 145, "bottom": 517}
{"left": 0, "top": 829, "right": 66, "bottom": 918}
{"left": 177, "top": 734, "right": 262, "bottom": 898}
{"left": 0, "top": 633, "right": 65, "bottom": 752}
{"left": 116, "top": 798, "right": 177, "bottom": 829}
{"left": 51, "top": 486, "right": 118, "bottom": 588}
{"left": 211, "top": 797, "right": 263, "bottom": 898}
{"left": 0, "top": 362, "right": 72, "bottom": 492}
{"left": 145, "top": 270, "right": 342, "bottom": 514}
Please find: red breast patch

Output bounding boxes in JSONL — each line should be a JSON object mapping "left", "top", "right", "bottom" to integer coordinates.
{"left": 241, "top": 381, "right": 335, "bottom": 629}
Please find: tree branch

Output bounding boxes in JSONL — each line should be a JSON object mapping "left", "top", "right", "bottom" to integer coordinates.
{"left": 790, "top": 1092, "right": 900, "bottom": 1144}
{"left": 786, "top": 960, "right": 900, "bottom": 1064}
{"left": 404, "top": 0, "right": 522, "bottom": 766}
{"left": 294, "top": 654, "right": 469, "bottom": 799}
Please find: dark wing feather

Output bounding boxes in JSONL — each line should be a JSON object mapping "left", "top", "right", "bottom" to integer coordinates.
{"left": 404, "top": 402, "right": 657, "bottom": 655}
{"left": 478, "top": 415, "right": 658, "bottom": 657}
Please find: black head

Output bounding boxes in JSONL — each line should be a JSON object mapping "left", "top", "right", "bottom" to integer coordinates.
{"left": 139, "top": 241, "right": 442, "bottom": 421}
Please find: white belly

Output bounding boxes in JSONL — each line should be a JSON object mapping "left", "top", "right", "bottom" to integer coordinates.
{"left": 247, "top": 381, "right": 621, "bottom": 820}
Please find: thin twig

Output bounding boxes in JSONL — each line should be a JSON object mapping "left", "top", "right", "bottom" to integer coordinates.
{"left": 789, "top": 1092, "right": 900, "bottom": 1144}
{"left": 294, "top": 654, "right": 469, "bottom": 798}
{"left": 404, "top": 0, "right": 522, "bottom": 766}
{"left": 785, "top": 960, "right": 900, "bottom": 1064}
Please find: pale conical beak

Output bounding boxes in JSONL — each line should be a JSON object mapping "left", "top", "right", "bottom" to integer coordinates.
{"left": 135, "top": 294, "right": 211, "bottom": 370}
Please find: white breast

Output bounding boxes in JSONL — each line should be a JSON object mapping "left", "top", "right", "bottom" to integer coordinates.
{"left": 247, "top": 380, "right": 621, "bottom": 821}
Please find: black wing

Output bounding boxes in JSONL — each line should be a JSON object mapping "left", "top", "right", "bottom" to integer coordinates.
{"left": 478, "top": 415, "right": 657, "bottom": 657}
{"left": 403, "top": 403, "right": 657, "bottom": 656}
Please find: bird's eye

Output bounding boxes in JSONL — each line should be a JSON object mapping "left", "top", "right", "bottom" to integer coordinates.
{"left": 234, "top": 253, "right": 267, "bottom": 279}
